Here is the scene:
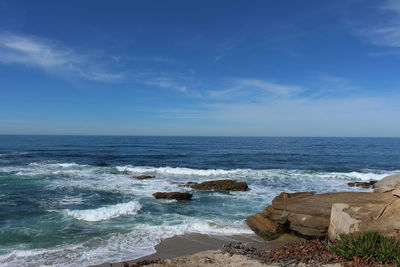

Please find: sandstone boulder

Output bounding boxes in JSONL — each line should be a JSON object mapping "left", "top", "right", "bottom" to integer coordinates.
{"left": 153, "top": 192, "right": 192, "bottom": 200}
{"left": 328, "top": 195, "right": 400, "bottom": 240}
{"left": 246, "top": 206, "right": 285, "bottom": 240}
{"left": 247, "top": 191, "right": 398, "bottom": 240}
{"left": 185, "top": 179, "right": 248, "bottom": 191}
{"left": 373, "top": 174, "right": 400, "bottom": 193}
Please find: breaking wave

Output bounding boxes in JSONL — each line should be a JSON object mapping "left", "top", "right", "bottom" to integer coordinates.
{"left": 64, "top": 201, "right": 142, "bottom": 222}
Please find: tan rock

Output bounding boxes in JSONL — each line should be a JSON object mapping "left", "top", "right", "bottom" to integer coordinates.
{"left": 328, "top": 203, "right": 361, "bottom": 240}
{"left": 328, "top": 196, "right": 400, "bottom": 240}
{"left": 391, "top": 187, "right": 400, "bottom": 197}
{"left": 373, "top": 174, "right": 400, "bottom": 193}
{"left": 246, "top": 206, "right": 285, "bottom": 240}
{"left": 248, "top": 191, "right": 398, "bottom": 240}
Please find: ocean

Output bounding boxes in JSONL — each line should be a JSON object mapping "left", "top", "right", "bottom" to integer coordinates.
{"left": 0, "top": 135, "right": 399, "bottom": 266}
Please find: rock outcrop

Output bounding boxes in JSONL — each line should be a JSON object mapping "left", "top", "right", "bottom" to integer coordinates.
{"left": 134, "top": 175, "right": 155, "bottom": 180}
{"left": 185, "top": 179, "right": 248, "bottom": 191}
{"left": 373, "top": 174, "right": 400, "bottom": 193}
{"left": 153, "top": 192, "right": 192, "bottom": 200}
{"left": 328, "top": 195, "right": 400, "bottom": 240}
{"left": 247, "top": 191, "right": 400, "bottom": 240}
{"left": 347, "top": 181, "right": 377, "bottom": 189}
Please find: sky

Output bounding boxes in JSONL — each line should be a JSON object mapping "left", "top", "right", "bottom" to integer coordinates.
{"left": 0, "top": 0, "right": 400, "bottom": 137}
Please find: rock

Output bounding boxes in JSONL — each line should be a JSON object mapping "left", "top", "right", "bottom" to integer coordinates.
{"left": 134, "top": 175, "right": 155, "bottom": 180}
{"left": 246, "top": 206, "right": 286, "bottom": 240}
{"left": 373, "top": 174, "right": 400, "bottom": 193}
{"left": 391, "top": 187, "right": 400, "bottom": 197}
{"left": 347, "top": 180, "right": 377, "bottom": 189}
{"left": 153, "top": 192, "right": 192, "bottom": 200}
{"left": 185, "top": 179, "right": 248, "bottom": 191}
{"left": 328, "top": 194, "right": 400, "bottom": 240}
{"left": 247, "top": 191, "right": 398, "bottom": 240}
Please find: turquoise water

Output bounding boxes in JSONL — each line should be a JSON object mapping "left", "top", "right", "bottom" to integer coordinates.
{"left": 0, "top": 136, "right": 399, "bottom": 266}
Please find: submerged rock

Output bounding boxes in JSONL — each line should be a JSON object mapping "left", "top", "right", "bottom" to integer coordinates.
{"left": 347, "top": 180, "right": 377, "bottom": 189}
{"left": 133, "top": 175, "right": 155, "bottom": 180}
{"left": 185, "top": 179, "right": 248, "bottom": 191}
{"left": 153, "top": 192, "right": 192, "bottom": 200}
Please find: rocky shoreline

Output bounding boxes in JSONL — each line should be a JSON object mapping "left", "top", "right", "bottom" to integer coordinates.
{"left": 247, "top": 174, "right": 400, "bottom": 241}
{"left": 97, "top": 174, "right": 400, "bottom": 267}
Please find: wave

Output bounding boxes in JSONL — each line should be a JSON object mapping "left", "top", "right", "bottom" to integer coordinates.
{"left": 2, "top": 161, "right": 399, "bottom": 184}
{"left": 114, "top": 165, "right": 397, "bottom": 181}
{"left": 184, "top": 220, "right": 253, "bottom": 235}
{"left": 0, "top": 160, "right": 397, "bottom": 181}
{"left": 115, "top": 166, "right": 235, "bottom": 176}
{"left": 29, "top": 162, "right": 87, "bottom": 168}
{"left": 64, "top": 201, "right": 142, "bottom": 222}
{"left": 0, "top": 219, "right": 251, "bottom": 267}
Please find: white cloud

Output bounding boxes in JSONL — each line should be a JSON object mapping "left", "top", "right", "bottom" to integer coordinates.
{"left": 207, "top": 78, "right": 306, "bottom": 100}
{"left": 0, "top": 33, "right": 122, "bottom": 82}
{"left": 144, "top": 76, "right": 189, "bottom": 93}
{"left": 149, "top": 96, "right": 400, "bottom": 137}
{"left": 360, "top": 0, "right": 400, "bottom": 48}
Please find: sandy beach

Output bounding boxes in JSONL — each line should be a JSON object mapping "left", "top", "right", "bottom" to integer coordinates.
{"left": 92, "top": 233, "right": 302, "bottom": 267}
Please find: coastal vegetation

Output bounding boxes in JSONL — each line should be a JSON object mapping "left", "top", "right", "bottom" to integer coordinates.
{"left": 329, "top": 232, "right": 400, "bottom": 265}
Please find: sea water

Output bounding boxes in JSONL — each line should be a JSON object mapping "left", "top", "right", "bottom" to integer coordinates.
{"left": 0, "top": 136, "right": 399, "bottom": 266}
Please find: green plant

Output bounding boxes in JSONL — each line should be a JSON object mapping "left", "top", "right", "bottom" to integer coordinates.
{"left": 329, "top": 232, "right": 400, "bottom": 264}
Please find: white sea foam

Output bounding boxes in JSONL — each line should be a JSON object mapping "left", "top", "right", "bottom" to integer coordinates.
{"left": 3, "top": 161, "right": 398, "bottom": 183}
{"left": 115, "top": 165, "right": 235, "bottom": 176}
{"left": 0, "top": 219, "right": 251, "bottom": 267}
{"left": 185, "top": 220, "right": 253, "bottom": 235}
{"left": 114, "top": 165, "right": 398, "bottom": 182}
{"left": 29, "top": 162, "right": 87, "bottom": 168}
{"left": 64, "top": 201, "right": 142, "bottom": 222}
{"left": 57, "top": 196, "right": 85, "bottom": 206}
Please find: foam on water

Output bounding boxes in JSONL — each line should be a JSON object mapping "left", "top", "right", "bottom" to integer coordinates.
{"left": 29, "top": 162, "right": 86, "bottom": 168}
{"left": 114, "top": 165, "right": 398, "bottom": 181}
{"left": 1, "top": 161, "right": 399, "bottom": 266}
{"left": 64, "top": 201, "right": 142, "bottom": 222}
{"left": 115, "top": 165, "right": 235, "bottom": 176}
{"left": 1, "top": 162, "right": 398, "bottom": 182}
{"left": 0, "top": 219, "right": 251, "bottom": 267}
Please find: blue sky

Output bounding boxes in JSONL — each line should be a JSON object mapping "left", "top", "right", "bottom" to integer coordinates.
{"left": 0, "top": 0, "right": 400, "bottom": 136}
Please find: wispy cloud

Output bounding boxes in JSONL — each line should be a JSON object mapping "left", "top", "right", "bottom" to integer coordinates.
{"left": 149, "top": 95, "right": 400, "bottom": 137}
{"left": 144, "top": 76, "right": 189, "bottom": 93}
{"left": 360, "top": 0, "right": 400, "bottom": 48}
{"left": 0, "top": 33, "right": 122, "bottom": 82}
{"left": 207, "top": 78, "right": 306, "bottom": 100}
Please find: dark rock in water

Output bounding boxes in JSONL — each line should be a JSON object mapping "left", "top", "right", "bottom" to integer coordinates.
{"left": 347, "top": 180, "right": 377, "bottom": 188}
{"left": 133, "top": 175, "right": 155, "bottom": 180}
{"left": 96, "top": 161, "right": 108, "bottom": 167}
{"left": 185, "top": 179, "right": 248, "bottom": 191}
{"left": 153, "top": 192, "right": 192, "bottom": 200}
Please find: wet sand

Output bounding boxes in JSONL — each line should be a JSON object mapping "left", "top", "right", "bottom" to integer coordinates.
{"left": 92, "top": 233, "right": 302, "bottom": 267}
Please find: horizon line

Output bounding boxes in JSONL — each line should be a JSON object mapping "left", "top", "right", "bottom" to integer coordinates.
{"left": 0, "top": 134, "right": 399, "bottom": 138}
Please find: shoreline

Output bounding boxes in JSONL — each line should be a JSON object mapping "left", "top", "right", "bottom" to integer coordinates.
{"left": 92, "top": 233, "right": 302, "bottom": 267}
